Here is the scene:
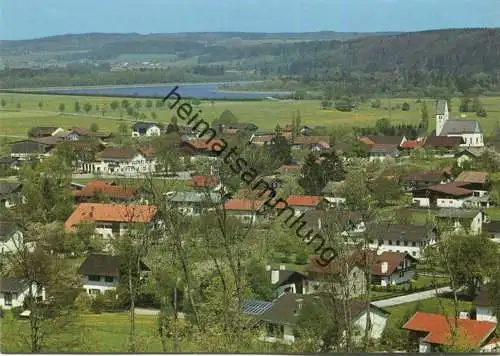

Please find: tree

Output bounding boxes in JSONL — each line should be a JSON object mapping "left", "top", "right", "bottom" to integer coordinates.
{"left": 341, "top": 169, "right": 371, "bottom": 211}
{"left": 121, "top": 99, "right": 130, "bottom": 109}
{"left": 134, "top": 101, "right": 142, "bottom": 109}
{"left": 215, "top": 109, "right": 238, "bottom": 125}
{"left": 126, "top": 107, "right": 134, "bottom": 117}
{"left": 298, "top": 153, "right": 323, "bottom": 194}
{"left": 321, "top": 100, "right": 332, "bottom": 109}
{"left": 335, "top": 97, "right": 353, "bottom": 112}
{"left": 270, "top": 125, "right": 292, "bottom": 167}
{"left": 83, "top": 102, "right": 92, "bottom": 114}
{"left": 110, "top": 100, "right": 120, "bottom": 111}
{"left": 139, "top": 113, "right": 147, "bottom": 120}
{"left": 16, "top": 102, "right": 21, "bottom": 110}
{"left": 74, "top": 101, "right": 81, "bottom": 113}
{"left": 145, "top": 100, "right": 153, "bottom": 109}
{"left": 401, "top": 102, "right": 410, "bottom": 111}
{"left": 369, "top": 176, "right": 402, "bottom": 207}
{"left": 151, "top": 112, "right": 157, "bottom": 121}
{"left": 421, "top": 101, "right": 430, "bottom": 132}
{"left": 1, "top": 98, "right": 6, "bottom": 108}
{"left": 375, "top": 118, "right": 391, "bottom": 135}
{"left": 38, "top": 101, "right": 43, "bottom": 110}
{"left": 90, "top": 123, "right": 99, "bottom": 132}
{"left": 371, "top": 99, "right": 381, "bottom": 108}
{"left": 476, "top": 108, "right": 487, "bottom": 118}
{"left": 58, "top": 103, "right": 65, "bottom": 113}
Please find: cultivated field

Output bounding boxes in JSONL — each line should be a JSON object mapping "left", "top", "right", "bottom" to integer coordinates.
{"left": 1, "top": 93, "right": 500, "bottom": 139}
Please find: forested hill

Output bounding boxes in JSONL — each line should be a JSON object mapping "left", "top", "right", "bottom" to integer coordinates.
{"left": 1, "top": 28, "right": 499, "bottom": 95}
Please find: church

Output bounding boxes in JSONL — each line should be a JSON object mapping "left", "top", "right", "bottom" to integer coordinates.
{"left": 435, "top": 100, "right": 484, "bottom": 147}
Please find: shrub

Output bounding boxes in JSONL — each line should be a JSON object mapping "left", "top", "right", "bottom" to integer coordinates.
{"left": 279, "top": 255, "right": 291, "bottom": 263}
{"left": 11, "top": 306, "right": 23, "bottom": 319}
{"left": 91, "top": 294, "right": 106, "bottom": 314}
{"left": 401, "top": 102, "right": 410, "bottom": 111}
{"left": 476, "top": 108, "right": 487, "bottom": 117}
{"left": 74, "top": 292, "right": 93, "bottom": 312}
{"left": 295, "top": 250, "right": 309, "bottom": 265}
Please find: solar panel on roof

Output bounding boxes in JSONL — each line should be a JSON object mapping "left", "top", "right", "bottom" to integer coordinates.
{"left": 241, "top": 299, "right": 274, "bottom": 315}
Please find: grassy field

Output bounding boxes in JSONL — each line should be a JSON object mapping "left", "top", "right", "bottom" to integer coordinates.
{"left": 1, "top": 93, "right": 499, "bottom": 138}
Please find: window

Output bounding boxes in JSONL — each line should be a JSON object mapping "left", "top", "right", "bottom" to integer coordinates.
{"left": 89, "top": 289, "right": 101, "bottom": 295}
{"left": 399, "top": 271, "right": 405, "bottom": 278}
{"left": 104, "top": 276, "right": 114, "bottom": 283}
{"left": 88, "top": 275, "right": 101, "bottom": 282}
{"left": 403, "top": 241, "right": 408, "bottom": 246}
{"left": 412, "top": 251, "right": 417, "bottom": 256}
{"left": 378, "top": 240, "right": 384, "bottom": 246}
{"left": 388, "top": 240, "right": 393, "bottom": 245}
{"left": 412, "top": 242, "right": 417, "bottom": 247}
{"left": 4, "top": 292, "right": 12, "bottom": 306}
{"left": 396, "top": 240, "right": 400, "bottom": 246}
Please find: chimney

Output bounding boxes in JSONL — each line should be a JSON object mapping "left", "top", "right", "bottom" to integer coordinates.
{"left": 294, "top": 298, "right": 304, "bottom": 316}
{"left": 271, "top": 269, "right": 280, "bottom": 284}
{"left": 381, "top": 262, "right": 388, "bottom": 274}
{"left": 279, "top": 264, "right": 286, "bottom": 270}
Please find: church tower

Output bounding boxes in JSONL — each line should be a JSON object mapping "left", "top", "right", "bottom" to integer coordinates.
{"left": 435, "top": 100, "right": 449, "bottom": 136}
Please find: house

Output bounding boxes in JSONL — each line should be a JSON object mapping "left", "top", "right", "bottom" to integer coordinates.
{"left": 0, "top": 157, "right": 20, "bottom": 171}
{"left": 454, "top": 171, "right": 489, "bottom": 196}
{"left": 473, "top": 284, "right": 498, "bottom": 323}
{"left": 10, "top": 137, "right": 62, "bottom": 160}
{"left": 0, "top": 181, "right": 22, "bottom": 208}
{"left": 131, "top": 122, "right": 162, "bottom": 137}
{"left": 28, "top": 126, "right": 65, "bottom": 138}
{"left": 64, "top": 203, "right": 158, "bottom": 242}
{"left": 267, "top": 265, "right": 308, "bottom": 297}
{"left": 0, "top": 221, "right": 30, "bottom": 255}
{"left": 483, "top": 220, "right": 500, "bottom": 243}
{"left": 94, "top": 147, "right": 156, "bottom": 176}
{"left": 305, "top": 255, "right": 366, "bottom": 298}
{"left": 368, "top": 144, "right": 400, "bottom": 161}
{"left": 411, "top": 183, "right": 474, "bottom": 209}
{"left": 224, "top": 199, "right": 266, "bottom": 224}
{"left": 423, "top": 136, "right": 464, "bottom": 154}
{"left": 400, "top": 170, "right": 452, "bottom": 191}
{"left": 0, "top": 277, "right": 46, "bottom": 310}
{"left": 78, "top": 253, "right": 149, "bottom": 296}
{"left": 65, "top": 127, "right": 112, "bottom": 141}
{"left": 399, "top": 139, "right": 425, "bottom": 152}
{"left": 250, "top": 135, "right": 274, "bottom": 146}
{"left": 435, "top": 208, "right": 483, "bottom": 235}
{"left": 402, "top": 311, "right": 497, "bottom": 352}
{"left": 291, "top": 136, "right": 330, "bottom": 150}
{"left": 180, "top": 139, "right": 221, "bottom": 160}
{"left": 368, "top": 224, "right": 437, "bottom": 259}
{"left": 359, "top": 136, "right": 407, "bottom": 147}
{"left": 455, "top": 147, "right": 486, "bottom": 167}
{"left": 285, "top": 195, "right": 322, "bottom": 215}
{"left": 366, "top": 251, "right": 418, "bottom": 286}
{"left": 254, "top": 293, "right": 388, "bottom": 344}
{"left": 321, "top": 181, "right": 346, "bottom": 207}
{"left": 435, "top": 100, "right": 484, "bottom": 147}
{"left": 164, "top": 191, "right": 221, "bottom": 216}
{"left": 72, "top": 180, "right": 138, "bottom": 203}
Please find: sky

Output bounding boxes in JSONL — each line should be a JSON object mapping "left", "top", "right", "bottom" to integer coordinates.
{"left": 1, "top": 0, "right": 499, "bottom": 40}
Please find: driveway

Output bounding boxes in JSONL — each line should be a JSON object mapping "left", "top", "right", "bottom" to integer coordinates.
{"left": 372, "top": 286, "right": 452, "bottom": 308}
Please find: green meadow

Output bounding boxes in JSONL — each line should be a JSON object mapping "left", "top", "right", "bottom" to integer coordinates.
{"left": 1, "top": 93, "right": 499, "bottom": 139}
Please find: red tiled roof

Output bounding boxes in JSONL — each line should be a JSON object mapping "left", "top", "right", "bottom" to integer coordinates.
{"left": 65, "top": 203, "right": 157, "bottom": 230}
{"left": 224, "top": 199, "right": 265, "bottom": 211}
{"left": 400, "top": 140, "right": 424, "bottom": 149}
{"left": 184, "top": 139, "right": 224, "bottom": 150}
{"left": 369, "top": 251, "right": 410, "bottom": 276}
{"left": 189, "top": 175, "right": 220, "bottom": 188}
{"left": 286, "top": 195, "right": 321, "bottom": 207}
{"left": 402, "top": 312, "right": 496, "bottom": 347}
{"left": 73, "top": 180, "right": 137, "bottom": 199}
{"left": 426, "top": 182, "right": 473, "bottom": 197}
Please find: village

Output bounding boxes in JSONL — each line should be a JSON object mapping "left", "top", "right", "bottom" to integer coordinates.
{"left": 1, "top": 96, "right": 500, "bottom": 353}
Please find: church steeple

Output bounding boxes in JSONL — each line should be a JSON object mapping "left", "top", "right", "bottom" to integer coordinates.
{"left": 435, "top": 100, "right": 449, "bottom": 136}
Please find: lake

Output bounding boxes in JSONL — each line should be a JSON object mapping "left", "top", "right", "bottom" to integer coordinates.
{"left": 36, "top": 82, "right": 292, "bottom": 100}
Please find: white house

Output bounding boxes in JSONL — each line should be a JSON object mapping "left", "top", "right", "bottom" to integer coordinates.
{"left": 435, "top": 208, "right": 483, "bottom": 236}
{"left": 411, "top": 181, "right": 490, "bottom": 209}
{"left": 164, "top": 191, "right": 221, "bottom": 216}
{"left": 1, "top": 222, "right": 25, "bottom": 254}
{"left": 367, "top": 224, "right": 437, "bottom": 259}
{"left": 64, "top": 203, "right": 158, "bottom": 244}
{"left": 132, "top": 122, "right": 162, "bottom": 137}
{"left": 253, "top": 293, "right": 388, "bottom": 344}
{"left": 368, "top": 251, "right": 418, "bottom": 286}
{"left": 435, "top": 100, "right": 484, "bottom": 148}
{"left": 78, "top": 253, "right": 149, "bottom": 296}
{"left": 473, "top": 285, "right": 498, "bottom": 323}
{"left": 94, "top": 147, "right": 156, "bottom": 176}
{"left": 224, "top": 199, "right": 266, "bottom": 224}
{"left": 267, "top": 265, "right": 309, "bottom": 297}
{"left": 0, "top": 277, "right": 46, "bottom": 310}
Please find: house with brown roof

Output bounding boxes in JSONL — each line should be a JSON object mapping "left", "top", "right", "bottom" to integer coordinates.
{"left": 423, "top": 136, "right": 464, "bottom": 154}
{"left": 267, "top": 265, "right": 309, "bottom": 297}
{"left": 224, "top": 199, "right": 266, "bottom": 224}
{"left": 483, "top": 220, "right": 500, "bottom": 242}
{"left": 64, "top": 203, "right": 158, "bottom": 242}
{"left": 73, "top": 180, "right": 138, "bottom": 203}
{"left": 180, "top": 139, "right": 222, "bottom": 160}
{"left": 78, "top": 253, "right": 149, "bottom": 297}
{"left": 10, "top": 137, "right": 63, "bottom": 161}
{"left": 66, "top": 127, "right": 112, "bottom": 141}
{"left": 455, "top": 147, "right": 486, "bottom": 167}
{"left": 94, "top": 146, "right": 156, "bottom": 176}
{"left": 402, "top": 311, "right": 497, "bottom": 352}
{"left": 454, "top": 171, "right": 489, "bottom": 195}
{"left": 365, "top": 251, "right": 418, "bottom": 286}
{"left": 368, "top": 144, "right": 400, "bottom": 161}
{"left": 27, "top": 126, "right": 65, "bottom": 138}
{"left": 400, "top": 170, "right": 452, "bottom": 191}
{"left": 367, "top": 224, "right": 437, "bottom": 259}
{"left": 435, "top": 208, "right": 484, "bottom": 236}
{"left": 253, "top": 292, "right": 388, "bottom": 344}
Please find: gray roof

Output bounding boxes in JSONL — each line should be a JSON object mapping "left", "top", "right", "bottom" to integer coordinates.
{"left": 241, "top": 300, "right": 274, "bottom": 316}
{"left": 376, "top": 224, "right": 435, "bottom": 242}
{"left": 0, "top": 277, "right": 28, "bottom": 293}
{"left": 455, "top": 148, "right": 485, "bottom": 158}
{"left": 473, "top": 284, "right": 495, "bottom": 307}
{"left": 436, "top": 100, "right": 448, "bottom": 115}
{"left": 11, "top": 141, "right": 53, "bottom": 154}
{"left": 440, "top": 120, "right": 482, "bottom": 135}
{"left": 436, "top": 208, "right": 481, "bottom": 219}
{"left": 0, "top": 182, "right": 21, "bottom": 195}
{"left": 165, "top": 191, "right": 221, "bottom": 203}
{"left": 132, "top": 122, "right": 162, "bottom": 131}
{"left": 78, "top": 253, "right": 150, "bottom": 277}
{"left": 274, "top": 270, "right": 308, "bottom": 287}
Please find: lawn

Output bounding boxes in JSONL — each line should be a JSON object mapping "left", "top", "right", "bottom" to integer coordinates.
{"left": 1, "top": 93, "right": 499, "bottom": 138}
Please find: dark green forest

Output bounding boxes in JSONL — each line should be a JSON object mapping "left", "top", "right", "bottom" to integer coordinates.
{"left": 1, "top": 28, "right": 499, "bottom": 96}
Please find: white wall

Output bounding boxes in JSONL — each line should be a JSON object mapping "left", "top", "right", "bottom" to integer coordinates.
{"left": 82, "top": 275, "right": 118, "bottom": 295}
{"left": 95, "top": 154, "right": 156, "bottom": 175}
{"left": 0, "top": 231, "right": 23, "bottom": 254}
{"left": 419, "top": 341, "right": 433, "bottom": 353}
{"left": 476, "top": 306, "right": 498, "bottom": 323}
{"left": 353, "top": 309, "right": 388, "bottom": 340}
{"left": 380, "top": 270, "right": 415, "bottom": 286}
{"left": 449, "top": 133, "right": 484, "bottom": 148}
{"left": 0, "top": 282, "right": 46, "bottom": 309}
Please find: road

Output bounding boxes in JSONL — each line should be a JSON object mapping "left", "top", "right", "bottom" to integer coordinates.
{"left": 72, "top": 172, "right": 192, "bottom": 180}
{"left": 372, "top": 286, "right": 452, "bottom": 308}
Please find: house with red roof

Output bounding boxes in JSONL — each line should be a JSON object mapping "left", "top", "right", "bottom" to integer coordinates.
{"left": 72, "top": 180, "right": 138, "bottom": 203}
{"left": 64, "top": 203, "right": 158, "bottom": 242}
{"left": 94, "top": 147, "right": 157, "bottom": 176}
{"left": 285, "top": 195, "right": 322, "bottom": 215}
{"left": 224, "top": 199, "right": 267, "bottom": 224}
{"left": 402, "top": 311, "right": 497, "bottom": 352}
